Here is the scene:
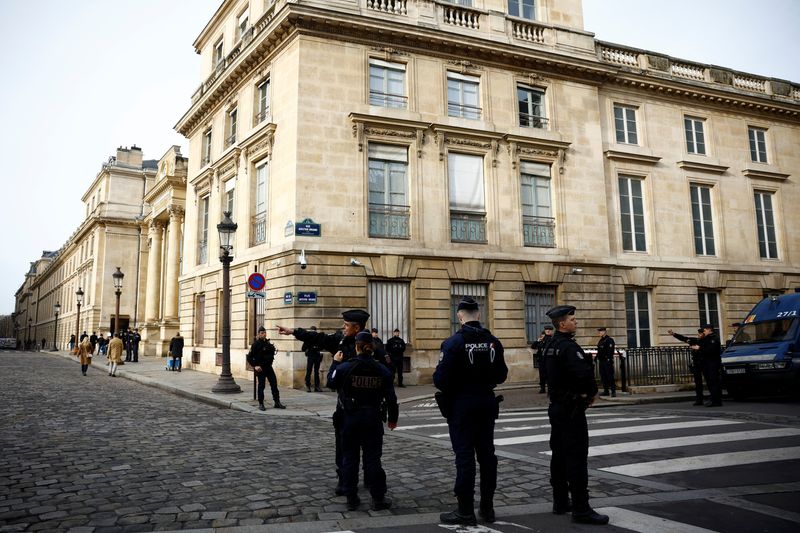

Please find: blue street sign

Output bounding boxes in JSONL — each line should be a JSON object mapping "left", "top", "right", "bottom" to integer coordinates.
{"left": 283, "top": 292, "right": 293, "bottom": 305}
{"left": 297, "top": 291, "right": 317, "bottom": 304}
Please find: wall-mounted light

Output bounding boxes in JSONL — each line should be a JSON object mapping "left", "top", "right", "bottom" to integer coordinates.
{"left": 299, "top": 249, "right": 308, "bottom": 270}
{"left": 571, "top": 267, "right": 584, "bottom": 274}
{"left": 350, "top": 258, "right": 363, "bottom": 266}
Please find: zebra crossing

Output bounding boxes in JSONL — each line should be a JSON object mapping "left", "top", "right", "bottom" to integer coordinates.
{"left": 397, "top": 406, "right": 800, "bottom": 488}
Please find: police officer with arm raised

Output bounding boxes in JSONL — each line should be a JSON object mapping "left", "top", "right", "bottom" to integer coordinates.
{"left": 669, "top": 327, "right": 705, "bottom": 406}
{"left": 545, "top": 305, "right": 609, "bottom": 525}
{"left": 247, "top": 326, "right": 286, "bottom": 411}
{"left": 434, "top": 297, "right": 507, "bottom": 525}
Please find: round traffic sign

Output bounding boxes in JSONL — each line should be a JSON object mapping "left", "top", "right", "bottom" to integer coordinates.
{"left": 248, "top": 273, "right": 266, "bottom": 291}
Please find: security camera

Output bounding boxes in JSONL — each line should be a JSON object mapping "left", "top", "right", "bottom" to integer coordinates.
{"left": 299, "top": 250, "right": 308, "bottom": 269}
{"left": 350, "top": 258, "right": 362, "bottom": 266}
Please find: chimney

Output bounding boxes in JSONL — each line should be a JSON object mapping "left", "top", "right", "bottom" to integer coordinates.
{"left": 116, "top": 145, "right": 143, "bottom": 167}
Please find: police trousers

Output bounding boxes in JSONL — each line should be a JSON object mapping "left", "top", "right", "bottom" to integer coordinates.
{"left": 548, "top": 400, "right": 590, "bottom": 513}
{"left": 599, "top": 360, "right": 615, "bottom": 392}
{"left": 702, "top": 358, "right": 722, "bottom": 403}
{"left": 256, "top": 367, "right": 280, "bottom": 404}
{"left": 446, "top": 392, "right": 497, "bottom": 501}
{"left": 340, "top": 407, "right": 386, "bottom": 499}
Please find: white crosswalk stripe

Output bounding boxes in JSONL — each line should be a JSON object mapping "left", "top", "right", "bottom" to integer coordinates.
{"left": 398, "top": 411, "right": 628, "bottom": 432}
{"left": 595, "top": 507, "right": 719, "bottom": 533}
{"left": 432, "top": 416, "right": 675, "bottom": 439}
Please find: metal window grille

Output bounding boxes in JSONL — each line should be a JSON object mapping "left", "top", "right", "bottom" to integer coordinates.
{"left": 524, "top": 285, "right": 556, "bottom": 343}
{"left": 368, "top": 281, "right": 410, "bottom": 341}
{"left": 450, "top": 283, "right": 487, "bottom": 334}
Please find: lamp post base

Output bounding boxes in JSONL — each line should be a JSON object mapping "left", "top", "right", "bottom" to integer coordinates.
{"left": 212, "top": 374, "right": 242, "bottom": 394}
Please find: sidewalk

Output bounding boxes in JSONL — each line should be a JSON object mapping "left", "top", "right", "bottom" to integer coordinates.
{"left": 46, "top": 350, "right": 695, "bottom": 416}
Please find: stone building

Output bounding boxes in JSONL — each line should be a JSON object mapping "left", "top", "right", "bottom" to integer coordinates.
{"left": 15, "top": 147, "right": 158, "bottom": 350}
{"left": 175, "top": 0, "right": 800, "bottom": 387}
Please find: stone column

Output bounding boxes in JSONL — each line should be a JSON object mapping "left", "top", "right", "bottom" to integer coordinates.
{"left": 144, "top": 221, "right": 164, "bottom": 322}
{"left": 163, "top": 205, "right": 184, "bottom": 319}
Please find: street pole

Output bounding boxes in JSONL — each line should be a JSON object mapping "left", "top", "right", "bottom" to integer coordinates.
{"left": 75, "top": 287, "right": 84, "bottom": 353}
{"left": 112, "top": 268, "right": 124, "bottom": 337}
{"left": 27, "top": 318, "right": 31, "bottom": 350}
{"left": 51, "top": 302, "right": 61, "bottom": 351}
{"left": 213, "top": 211, "right": 241, "bottom": 394}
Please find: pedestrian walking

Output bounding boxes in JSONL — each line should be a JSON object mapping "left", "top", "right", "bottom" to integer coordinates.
{"left": 97, "top": 333, "right": 107, "bottom": 356}
{"left": 246, "top": 326, "right": 286, "bottom": 410}
{"left": 168, "top": 332, "right": 184, "bottom": 372}
{"left": 68, "top": 334, "right": 76, "bottom": 352}
{"left": 277, "top": 309, "right": 371, "bottom": 496}
{"left": 89, "top": 332, "right": 98, "bottom": 355}
{"left": 107, "top": 333, "right": 124, "bottom": 376}
{"left": 596, "top": 327, "right": 616, "bottom": 397}
{"left": 131, "top": 329, "right": 141, "bottom": 362}
{"left": 329, "top": 330, "right": 398, "bottom": 511}
{"left": 302, "top": 326, "right": 323, "bottom": 392}
{"left": 77, "top": 337, "right": 92, "bottom": 376}
{"left": 434, "top": 297, "right": 507, "bottom": 525}
{"left": 531, "top": 325, "right": 553, "bottom": 393}
{"left": 385, "top": 328, "right": 407, "bottom": 387}
{"left": 80, "top": 330, "right": 88, "bottom": 343}
{"left": 544, "top": 304, "right": 609, "bottom": 525}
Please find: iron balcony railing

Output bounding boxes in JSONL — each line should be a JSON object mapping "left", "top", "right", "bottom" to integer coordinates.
{"left": 369, "top": 92, "right": 408, "bottom": 109}
{"left": 450, "top": 211, "right": 487, "bottom": 243}
{"left": 251, "top": 212, "right": 267, "bottom": 246}
{"left": 447, "top": 102, "right": 482, "bottom": 120}
{"left": 254, "top": 107, "right": 270, "bottom": 125}
{"left": 201, "top": 155, "right": 211, "bottom": 167}
{"left": 519, "top": 113, "right": 549, "bottom": 129}
{"left": 369, "top": 203, "right": 410, "bottom": 239}
{"left": 225, "top": 133, "right": 237, "bottom": 148}
{"left": 523, "top": 216, "right": 555, "bottom": 247}
{"left": 197, "top": 241, "right": 208, "bottom": 264}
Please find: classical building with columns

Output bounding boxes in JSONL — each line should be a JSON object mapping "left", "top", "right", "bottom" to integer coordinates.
{"left": 175, "top": 0, "right": 799, "bottom": 387}
{"left": 140, "top": 146, "right": 188, "bottom": 356}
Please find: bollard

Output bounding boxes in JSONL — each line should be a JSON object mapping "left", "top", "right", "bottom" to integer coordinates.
{"left": 619, "top": 350, "right": 627, "bottom": 392}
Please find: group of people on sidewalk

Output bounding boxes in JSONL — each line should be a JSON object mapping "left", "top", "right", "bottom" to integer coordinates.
{"left": 74, "top": 332, "right": 125, "bottom": 376}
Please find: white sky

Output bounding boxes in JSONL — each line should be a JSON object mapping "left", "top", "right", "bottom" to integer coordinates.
{"left": 1, "top": 0, "right": 798, "bottom": 315}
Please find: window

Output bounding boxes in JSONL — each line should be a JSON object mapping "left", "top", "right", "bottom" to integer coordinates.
{"left": 223, "top": 179, "right": 235, "bottom": 220}
{"left": 251, "top": 162, "right": 268, "bottom": 246}
{"left": 525, "top": 285, "right": 555, "bottom": 342}
{"left": 613, "top": 104, "right": 638, "bottom": 144}
{"left": 447, "top": 0, "right": 473, "bottom": 5}
{"left": 698, "top": 291, "right": 720, "bottom": 330}
{"left": 255, "top": 78, "right": 270, "bottom": 124}
{"left": 368, "top": 143, "right": 409, "bottom": 239}
{"left": 447, "top": 72, "right": 481, "bottom": 119}
{"left": 448, "top": 153, "right": 486, "bottom": 243}
{"left": 450, "top": 283, "right": 486, "bottom": 334}
{"left": 213, "top": 39, "right": 224, "bottom": 70}
{"left": 198, "top": 195, "right": 209, "bottom": 264}
{"left": 369, "top": 59, "right": 406, "bottom": 109}
{"left": 508, "top": 0, "right": 535, "bottom": 20}
{"left": 684, "top": 116, "right": 706, "bottom": 155}
{"left": 625, "top": 289, "right": 651, "bottom": 348}
{"left": 690, "top": 184, "right": 715, "bottom": 256}
{"left": 195, "top": 294, "right": 205, "bottom": 345}
{"left": 237, "top": 9, "right": 249, "bottom": 40}
{"left": 517, "top": 85, "right": 546, "bottom": 128}
{"left": 368, "top": 281, "right": 410, "bottom": 341}
{"left": 748, "top": 126, "right": 768, "bottom": 163}
{"left": 202, "top": 129, "right": 212, "bottom": 166}
{"left": 520, "top": 161, "right": 554, "bottom": 247}
{"left": 618, "top": 176, "right": 646, "bottom": 252}
{"left": 754, "top": 191, "right": 778, "bottom": 259}
{"left": 226, "top": 107, "right": 237, "bottom": 148}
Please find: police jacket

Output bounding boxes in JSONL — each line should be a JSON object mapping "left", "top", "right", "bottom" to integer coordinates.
{"left": 433, "top": 321, "right": 507, "bottom": 394}
{"left": 671, "top": 333, "right": 702, "bottom": 361}
{"left": 596, "top": 335, "right": 616, "bottom": 363}
{"left": 696, "top": 333, "right": 722, "bottom": 362}
{"left": 544, "top": 331, "right": 598, "bottom": 401}
{"left": 247, "top": 338, "right": 276, "bottom": 369}
{"left": 301, "top": 339, "right": 322, "bottom": 361}
{"left": 532, "top": 335, "right": 553, "bottom": 364}
{"left": 328, "top": 354, "right": 399, "bottom": 423}
{"left": 385, "top": 336, "right": 406, "bottom": 359}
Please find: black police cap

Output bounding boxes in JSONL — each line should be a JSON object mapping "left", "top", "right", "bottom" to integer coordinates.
{"left": 355, "top": 331, "right": 373, "bottom": 343}
{"left": 457, "top": 297, "right": 479, "bottom": 311}
{"left": 597, "top": 327, "right": 607, "bottom": 331}
{"left": 258, "top": 326, "right": 266, "bottom": 333}
{"left": 545, "top": 305, "right": 576, "bottom": 319}
{"left": 543, "top": 325, "right": 554, "bottom": 331}
{"left": 701, "top": 323, "right": 715, "bottom": 330}
{"left": 342, "top": 309, "right": 370, "bottom": 326}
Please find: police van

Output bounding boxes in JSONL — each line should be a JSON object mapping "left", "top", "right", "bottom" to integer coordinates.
{"left": 722, "top": 289, "right": 800, "bottom": 400}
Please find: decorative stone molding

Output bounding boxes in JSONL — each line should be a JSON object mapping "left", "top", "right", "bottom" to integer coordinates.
{"left": 504, "top": 134, "right": 570, "bottom": 173}
{"left": 677, "top": 159, "right": 729, "bottom": 174}
{"left": 349, "top": 113, "right": 429, "bottom": 157}
{"left": 742, "top": 166, "right": 790, "bottom": 181}
{"left": 447, "top": 59, "right": 482, "bottom": 73}
{"left": 168, "top": 205, "right": 185, "bottom": 220}
{"left": 604, "top": 148, "right": 661, "bottom": 165}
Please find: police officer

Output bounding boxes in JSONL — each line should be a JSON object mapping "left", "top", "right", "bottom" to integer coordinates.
{"left": 696, "top": 324, "right": 723, "bottom": 407}
{"left": 531, "top": 325, "right": 554, "bottom": 393}
{"left": 434, "top": 297, "right": 507, "bottom": 525}
{"left": 277, "top": 309, "right": 371, "bottom": 496}
{"left": 596, "top": 327, "right": 616, "bottom": 397}
{"left": 669, "top": 328, "right": 705, "bottom": 405}
{"left": 328, "top": 330, "right": 398, "bottom": 511}
{"left": 544, "top": 305, "right": 609, "bottom": 525}
{"left": 302, "top": 326, "right": 323, "bottom": 392}
{"left": 385, "top": 328, "right": 407, "bottom": 387}
{"left": 246, "top": 326, "right": 286, "bottom": 411}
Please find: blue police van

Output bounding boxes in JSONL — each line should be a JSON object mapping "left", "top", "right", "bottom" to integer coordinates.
{"left": 722, "top": 289, "right": 800, "bottom": 400}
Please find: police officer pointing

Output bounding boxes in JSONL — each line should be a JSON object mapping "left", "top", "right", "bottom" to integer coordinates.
{"left": 434, "top": 297, "right": 507, "bottom": 525}
{"left": 328, "top": 330, "right": 398, "bottom": 511}
{"left": 545, "top": 305, "right": 609, "bottom": 525}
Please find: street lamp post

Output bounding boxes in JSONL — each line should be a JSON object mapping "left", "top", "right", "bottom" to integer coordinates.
{"left": 212, "top": 211, "right": 241, "bottom": 393}
{"left": 112, "top": 268, "right": 124, "bottom": 336}
{"left": 51, "top": 302, "right": 61, "bottom": 351}
{"left": 75, "top": 287, "right": 84, "bottom": 352}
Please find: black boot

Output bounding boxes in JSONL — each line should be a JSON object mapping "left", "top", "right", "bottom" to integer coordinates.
{"left": 572, "top": 509, "right": 610, "bottom": 525}
{"left": 440, "top": 495, "right": 477, "bottom": 526}
{"left": 258, "top": 402, "right": 266, "bottom": 411}
{"left": 274, "top": 401, "right": 286, "bottom": 409}
{"left": 346, "top": 494, "right": 361, "bottom": 511}
{"left": 306, "top": 384, "right": 312, "bottom": 392}
{"left": 478, "top": 504, "right": 495, "bottom": 523}
{"left": 371, "top": 496, "right": 392, "bottom": 511}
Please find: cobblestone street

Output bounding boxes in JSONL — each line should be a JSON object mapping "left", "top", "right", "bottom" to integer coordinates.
{"left": 0, "top": 353, "right": 653, "bottom": 532}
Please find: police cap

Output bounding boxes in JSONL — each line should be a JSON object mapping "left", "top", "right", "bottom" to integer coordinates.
{"left": 597, "top": 327, "right": 607, "bottom": 332}
{"left": 701, "top": 323, "right": 715, "bottom": 330}
{"left": 543, "top": 325, "right": 554, "bottom": 331}
{"left": 546, "top": 305, "right": 576, "bottom": 319}
{"left": 354, "top": 331, "right": 373, "bottom": 343}
{"left": 258, "top": 326, "right": 266, "bottom": 333}
{"left": 342, "top": 309, "right": 370, "bottom": 327}
{"left": 457, "top": 297, "right": 479, "bottom": 312}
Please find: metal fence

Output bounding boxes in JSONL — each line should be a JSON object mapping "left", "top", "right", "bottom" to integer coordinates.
{"left": 585, "top": 345, "right": 694, "bottom": 390}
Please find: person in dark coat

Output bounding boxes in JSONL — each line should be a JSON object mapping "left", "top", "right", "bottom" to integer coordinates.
{"left": 247, "top": 326, "right": 286, "bottom": 410}
{"left": 131, "top": 329, "right": 141, "bottom": 362}
{"left": 544, "top": 305, "right": 609, "bottom": 525}
{"left": 695, "top": 324, "right": 723, "bottom": 406}
{"left": 89, "top": 332, "right": 98, "bottom": 355}
{"left": 302, "top": 326, "right": 323, "bottom": 392}
{"left": 385, "top": 329, "right": 407, "bottom": 387}
{"left": 329, "top": 330, "right": 398, "bottom": 511}
{"left": 434, "top": 297, "right": 507, "bottom": 525}
{"left": 168, "top": 332, "right": 184, "bottom": 372}
{"left": 596, "top": 327, "right": 616, "bottom": 397}
{"left": 531, "top": 325, "right": 554, "bottom": 393}
{"left": 669, "top": 327, "right": 706, "bottom": 405}
{"left": 124, "top": 328, "right": 133, "bottom": 361}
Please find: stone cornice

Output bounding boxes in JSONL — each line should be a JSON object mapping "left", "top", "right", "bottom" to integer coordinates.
{"left": 742, "top": 166, "right": 791, "bottom": 181}
{"left": 604, "top": 148, "right": 662, "bottom": 165}
{"left": 677, "top": 159, "right": 729, "bottom": 174}
{"left": 143, "top": 175, "right": 186, "bottom": 204}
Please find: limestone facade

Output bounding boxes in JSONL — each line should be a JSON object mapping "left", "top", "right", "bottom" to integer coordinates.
{"left": 175, "top": 0, "right": 800, "bottom": 387}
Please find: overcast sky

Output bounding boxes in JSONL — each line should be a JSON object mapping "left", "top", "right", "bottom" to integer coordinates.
{"left": 1, "top": 0, "right": 798, "bottom": 315}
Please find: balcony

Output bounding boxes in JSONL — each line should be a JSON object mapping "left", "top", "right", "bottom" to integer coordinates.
{"left": 251, "top": 212, "right": 267, "bottom": 246}
{"left": 201, "top": 155, "right": 211, "bottom": 167}
{"left": 448, "top": 102, "right": 482, "bottom": 120}
{"left": 519, "top": 113, "right": 549, "bottom": 129}
{"left": 450, "top": 211, "right": 486, "bottom": 243}
{"left": 523, "top": 216, "right": 555, "bottom": 247}
{"left": 438, "top": 2, "right": 482, "bottom": 30}
{"left": 369, "top": 91, "right": 408, "bottom": 109}
{"left": 366, "top": 0, "right": 407, "bottom": 15}
{"left": 225, "top": 134, "right": 237, "bottom": 148}
{"left": 369, "top": 204, "right": 410, "bottom": 239}
{"left": 254, "top": 107, "right": 270, "bottom": 126}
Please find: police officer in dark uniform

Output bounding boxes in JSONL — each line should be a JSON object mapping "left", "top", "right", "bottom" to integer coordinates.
{"left": 696, "top": 324, "right": 723, "bottom": 406}
{"left": 302, "top": 326, "right": 323, "bottom": 392}
{"left": 596, "top": 327, "right": 616, "bottom": 397}
{"left": 669, "top": 327, "right": 706, "bottom": 405}
{"left": 544, "top": 305, "right": 609, "bottom": 525}
{"left": 385, "top": 329, "right": 407, "bottom": 387}
{"left": 328, "top": 330, "right": 398, "bottom": 511}
{"left": 434, "top": 297, "right": 507, "bottom": 525}
{"left": 277, "top": 309, "right": 371, "bottom": 496}
{"left": 531, "top": 325, "right": 554, "bottom": 393}
{"left": 246, "top": 326, "right": 286, "bottom": 411}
